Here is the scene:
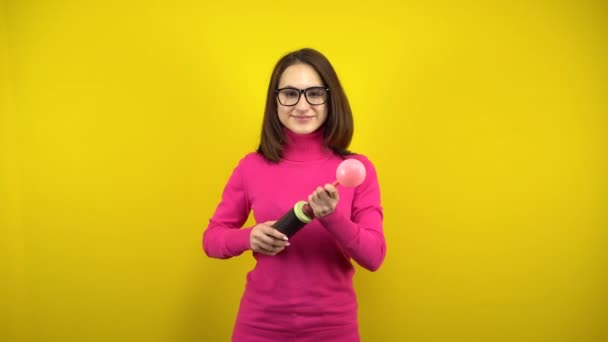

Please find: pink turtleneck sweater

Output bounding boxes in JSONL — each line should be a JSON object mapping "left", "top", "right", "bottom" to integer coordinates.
{"left": 203, "top": 129, "right": 386, "bottom": 342}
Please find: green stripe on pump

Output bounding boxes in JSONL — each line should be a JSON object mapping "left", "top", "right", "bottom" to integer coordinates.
{"left": 294, "top": 201, "right": 313, "bottom": 223}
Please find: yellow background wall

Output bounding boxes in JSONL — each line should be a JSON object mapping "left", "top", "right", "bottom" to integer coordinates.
{"left": 1, "top": 1, "right": 606, "bottom": 341}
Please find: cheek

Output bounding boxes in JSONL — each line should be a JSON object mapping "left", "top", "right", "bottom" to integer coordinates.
{"left": 318, "top": 107, "right": 328, "bottom": 121}
{"left": 277, "top": 107, "right": 292, "bottom": 125}
{"left": 277, "top": 106, "right": 290, "bottom": 118}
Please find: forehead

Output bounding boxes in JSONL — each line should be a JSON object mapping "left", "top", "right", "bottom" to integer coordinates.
{"left": 278, "top": 63, "right": 324, "bottom": 88}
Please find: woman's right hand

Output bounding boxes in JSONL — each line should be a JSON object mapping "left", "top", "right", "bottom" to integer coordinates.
{"left": 250, "top": 221, "right": 290, "bottom": 256}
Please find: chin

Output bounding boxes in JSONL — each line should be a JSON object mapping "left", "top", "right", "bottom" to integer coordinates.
{"left": 288, "top": 125, "right": 320, "bottom": 135}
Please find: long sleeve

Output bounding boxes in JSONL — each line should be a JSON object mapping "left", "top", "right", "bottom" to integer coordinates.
{"left": 317, "top": 156, "right": 386, "bottom": 271}
{"left": 208, "top": 142, "right": 384, "bottom": 338}
{"left": 202, "top": 159, "right": 253, "bottom": 259}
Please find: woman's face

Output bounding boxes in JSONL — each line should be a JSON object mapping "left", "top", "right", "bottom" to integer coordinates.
{"left": 277, "top": 63, "right": 328, "bottom": 135}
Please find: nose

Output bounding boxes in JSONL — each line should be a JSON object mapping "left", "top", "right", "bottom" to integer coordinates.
{"left": 295, "top": 93, "right": 311, "bottom": 111}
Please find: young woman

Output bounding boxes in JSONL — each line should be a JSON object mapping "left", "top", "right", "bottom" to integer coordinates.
{"left": 203, "top": 48, "right": 386, "bottom": 341}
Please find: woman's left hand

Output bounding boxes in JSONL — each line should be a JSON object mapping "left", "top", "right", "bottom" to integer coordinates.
{"left": 307, "top": 184, "right": 339, "bottom": 218}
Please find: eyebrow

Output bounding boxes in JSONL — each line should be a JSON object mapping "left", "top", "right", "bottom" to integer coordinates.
{"left": 278, "top": 85, "right": 325, "bottom": 89}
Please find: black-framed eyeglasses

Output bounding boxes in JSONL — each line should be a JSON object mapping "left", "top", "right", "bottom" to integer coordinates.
{"left": 275, "top": 87, "right": 330, "bottom": 106}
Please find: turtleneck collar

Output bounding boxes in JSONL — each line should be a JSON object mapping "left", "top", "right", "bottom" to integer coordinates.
{"left": 282, "top": 127, "right": 334, "bottom": 162}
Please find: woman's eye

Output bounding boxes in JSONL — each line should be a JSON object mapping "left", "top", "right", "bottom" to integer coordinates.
{"left": 284, "top": 91, "right": 298, "bottom": 97}
{"left": 308, "top": 91, "right": 323, "bottom": 97}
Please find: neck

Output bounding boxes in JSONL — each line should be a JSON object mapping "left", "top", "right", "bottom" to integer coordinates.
{"left": 282, "top": 128, "right": 333, "bottom": 162}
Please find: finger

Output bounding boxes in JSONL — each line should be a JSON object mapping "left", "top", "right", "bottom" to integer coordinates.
{"left": 310, "top": 187, "right": 326, "bottom": 202}
{"left": 317, "top": 185, "right": 336, "bottom": 200}
{"left": 315, "top": 189, "right": 332, "bottom": 202}
{"left": 323, "top": 184, "right": 338, "bottom": 198}
{"left": 267, "top": 228, "right": 289, "bottom": 242}
{"left": 309, "top": 190, "right": 327, "bottom": 206}
{"left": 255, "top": 244, "right": 279, "bottom": 255}
{"left": 258, "top": 225, "right": 288, "bottom": 242}
{"left": 255, "top": 240, "right": 286, "bottom": 255}
{"left": 257, "top": 232, "right": 289, "bottom": 248}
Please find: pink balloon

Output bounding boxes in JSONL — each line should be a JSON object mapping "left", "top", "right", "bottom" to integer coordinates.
{"left": 336, "top": 159, "right": 366, "bottom": 187}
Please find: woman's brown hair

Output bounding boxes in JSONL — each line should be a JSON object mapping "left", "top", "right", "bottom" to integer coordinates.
{"left": 257, "top": 48, "right": 354, "bottom": 162}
